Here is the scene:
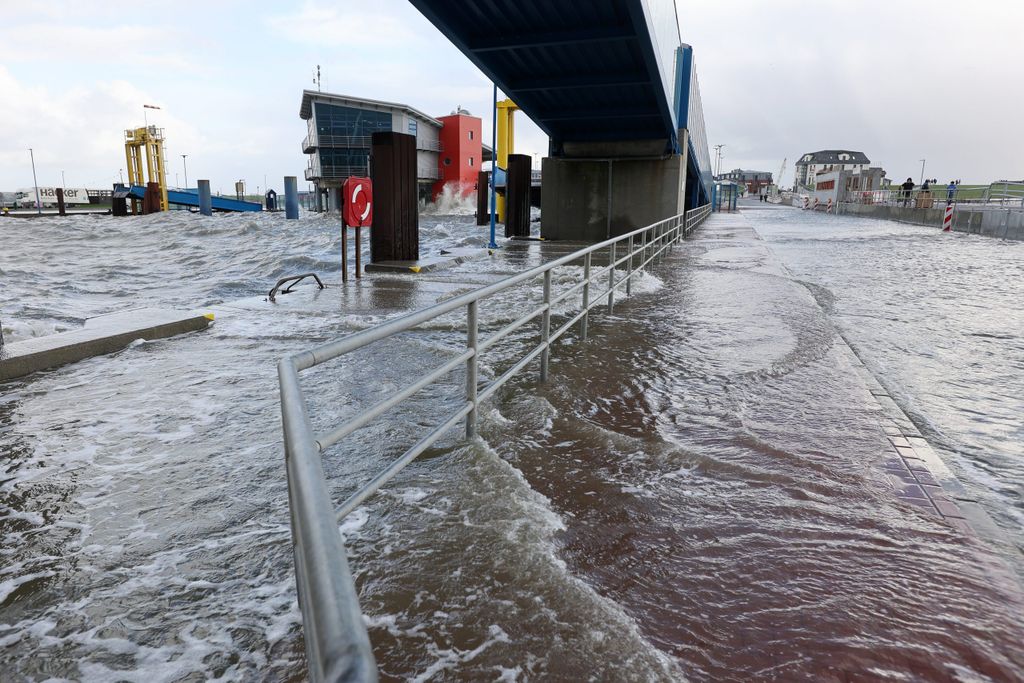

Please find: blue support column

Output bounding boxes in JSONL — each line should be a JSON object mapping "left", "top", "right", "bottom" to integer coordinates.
{"left": 198, "top": 179, "right": 212, "bottom": 216}
{"left": 284, "top": 176, "right": 299, "bottom": 220}
{"left": 488, "top": 83, "right": 498, "bottom": 249}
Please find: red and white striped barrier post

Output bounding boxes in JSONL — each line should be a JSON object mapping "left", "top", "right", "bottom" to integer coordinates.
{"left": 826, "top": 198, "right": 834, "bottom": 213}
{"left": 803, "top": 197, "right": 810, "bottom": 210}
{"left": 813, "top": 198, "right": 819, "bottom": 211}
{"left": 942, "top": 203, "right": 954, "bottom": 232}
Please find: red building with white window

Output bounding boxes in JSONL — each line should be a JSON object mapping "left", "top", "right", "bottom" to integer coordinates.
{"left": 433, "top": 108, "right": 482, "bottom": 199}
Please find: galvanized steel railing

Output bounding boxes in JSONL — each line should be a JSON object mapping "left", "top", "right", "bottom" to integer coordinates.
{"left": 278, "top": 203, "right": 712, "bottom": 682}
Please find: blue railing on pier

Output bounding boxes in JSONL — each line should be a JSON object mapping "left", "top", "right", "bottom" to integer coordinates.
{"left": 122, "top": 185, "right": 262, "bottom": 212}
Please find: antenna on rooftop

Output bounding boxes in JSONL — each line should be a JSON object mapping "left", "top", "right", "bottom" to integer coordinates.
{"left": 314, "top": 65, "right": 321, "bottom": 92}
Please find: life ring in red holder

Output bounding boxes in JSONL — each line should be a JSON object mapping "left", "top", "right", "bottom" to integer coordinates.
{"left": 343, "top": 177, "right": 373, "bottom": 227}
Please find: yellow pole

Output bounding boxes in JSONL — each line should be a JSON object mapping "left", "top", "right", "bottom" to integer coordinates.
{"left": 125, "top": 131, "right": 141, "bottom": 214}
{"left": 144, "top": 132, "right": 156, "bottom": 195}
{"left": 495, "top": 99, "right": 518, "bottom": 222}
{"left": 154, "top": 137, "right": 168, "bottom": 211}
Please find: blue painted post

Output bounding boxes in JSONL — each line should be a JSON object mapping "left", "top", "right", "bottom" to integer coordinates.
{"left": 284, "top": 176, "right": 299, "bottom": 220}
{"left": 488, "top": 83, "right": 498, "bottom": 249}
{"left": 198, "top": 179, "right": 212, "bottom": 216}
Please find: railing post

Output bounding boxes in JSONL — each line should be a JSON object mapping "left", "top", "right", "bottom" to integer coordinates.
{"left": 626, "top": 234, "right": 633, "bottom": 296}
{"left": 640, "top": 231, "right": 646, "bottom": 271}
{"left": 540, "top": 270, "right": 551, "bottom": 382}
{"left": 607, "top": 241, "right": 616, "bottom": 312}
{"left": 581, "top": 252, "right": 591, "bottom": 341}
{"left": 466, "top": 301, "right": 478, "bottom": 437}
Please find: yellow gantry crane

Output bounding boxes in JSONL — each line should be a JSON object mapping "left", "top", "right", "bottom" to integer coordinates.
{"left": 495, "top": 98, "right": 519, "bottom": 222}
{"left": 124, "top": 126, "right": 169, "bottom": 212}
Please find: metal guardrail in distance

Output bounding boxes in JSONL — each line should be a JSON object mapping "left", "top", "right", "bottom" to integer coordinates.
{"left": 278, "top": 203, "right": 712, "bottom": 682}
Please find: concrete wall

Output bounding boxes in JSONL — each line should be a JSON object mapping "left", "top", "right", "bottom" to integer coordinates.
{"left": 540, "top": 155, "right": 685, "bottom": 241}
{"left": 839, "top": 203, "right": 1024, "bottom": 241}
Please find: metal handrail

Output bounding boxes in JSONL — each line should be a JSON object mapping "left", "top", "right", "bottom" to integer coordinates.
{"left": 278, "top": 203, "right": 712, "bottom": 682}
{"left": 269, "top": 273, "right": 325, "bottom": 302}
{"left": 839, "top": 188, "right": 1024, "bottom": 209}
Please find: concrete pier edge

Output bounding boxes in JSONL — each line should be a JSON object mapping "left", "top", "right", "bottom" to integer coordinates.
{"left": 0, "top": 307, "right": 214, "bottom": 383}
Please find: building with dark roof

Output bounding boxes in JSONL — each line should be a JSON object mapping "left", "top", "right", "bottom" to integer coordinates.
{"left": 717, "top": 168, "right": 773, "bottom": 194}
{"left": 795, "top": 150, "right": 871, "bottom": 189}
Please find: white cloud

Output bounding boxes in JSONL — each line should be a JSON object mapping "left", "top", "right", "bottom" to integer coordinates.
{"left": 0, "top": 66, "right": 208, "bottom": 188}
{"left": 267, "top": 1, "right": 426, "bottom": 48}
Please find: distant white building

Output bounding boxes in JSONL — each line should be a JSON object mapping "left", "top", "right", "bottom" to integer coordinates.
{"left": 812, "top": 166, "right": 888, "bottom": 206}
{"left": 795, "top": 150, "right": 870, "bottom": 189}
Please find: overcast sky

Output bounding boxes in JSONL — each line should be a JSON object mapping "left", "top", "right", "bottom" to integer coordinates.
{"left": 1, "top": 1, "right": 1021, "bottom": 193}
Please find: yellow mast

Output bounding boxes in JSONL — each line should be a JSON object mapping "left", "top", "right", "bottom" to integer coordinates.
{"left": 495, "top": 98, "right": 519, "bottom": 222}
{"left": 124, "top": 126, "right": 168, "bottom": 212}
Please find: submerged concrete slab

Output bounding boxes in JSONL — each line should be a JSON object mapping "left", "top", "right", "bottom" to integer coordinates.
{"left": 0, "top": 307, "right": 213, "bottom": 382}
{"left": 364, "top": 248, "right": 491, "bottom": 274}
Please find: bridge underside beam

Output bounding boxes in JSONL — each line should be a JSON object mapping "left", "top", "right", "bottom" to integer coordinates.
{"left": 509, "top": 71, "right": 649, "bottom": 92}
{"left": 408, "top": 0, "right": 678, "bottom": 152}
{"left": 466, "top": 25, "right": 635, "bottom": 52}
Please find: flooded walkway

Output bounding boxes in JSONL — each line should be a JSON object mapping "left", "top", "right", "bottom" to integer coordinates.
{"left": 1, "top": 209, "right": 1022, "bottom": 680}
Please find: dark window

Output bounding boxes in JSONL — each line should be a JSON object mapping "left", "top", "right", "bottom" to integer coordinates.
{"left": 313, "top": 102, "right": 392, "bottom": 177}
{"left": 469, "top": 157, "right": 474, "bottom": 166}
{"left": 468, "top": 130, "right": 474, "bottom": 140}
{"left": 444, "top": 158, "right": 451, "bottom": 166}
{"left": 314, "top": 102, "right": 391, "bottom": 138}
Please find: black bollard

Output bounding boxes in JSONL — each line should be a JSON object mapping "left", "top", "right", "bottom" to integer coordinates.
{"left": 56, "top": 188, "right": 66, "bottom": 216}
{"left": 370, "top": 132, "right": 418, "bottom": 262}
{"left": 505, "top": 154, "right": 532, "bottom": 238}
{"left": 476, "top": 171, "right": 489, "bottom": 226}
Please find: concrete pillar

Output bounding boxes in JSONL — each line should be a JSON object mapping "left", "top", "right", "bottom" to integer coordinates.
{"left": 327, "top": 186, "right": 342, "bottom": 214}
{"left": 540, "top": 155, "right": 685, "bottom": 241}
{"left": 284, "top": 176, "right": 299, "bottom": 219}
{"left": 198, "top": 180, "right": 212, "bottom": 216}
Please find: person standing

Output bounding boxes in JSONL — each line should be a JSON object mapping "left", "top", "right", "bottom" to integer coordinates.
{"left": 946, "top": 180, "right": 957, "bottom": 205}
{"left": 901, "top": 177, "right": 915, "bottom": 207}
{"left": 759, "top": 184, "right": 767, "bottom": 202}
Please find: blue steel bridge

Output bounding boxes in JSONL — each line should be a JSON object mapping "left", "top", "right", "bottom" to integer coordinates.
{"left": 409, "top": 0, "right": 713, "bottom": 238}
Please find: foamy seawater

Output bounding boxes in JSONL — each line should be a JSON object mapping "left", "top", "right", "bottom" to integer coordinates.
{"left": 2, "top": 205, "right": 1022, "bottom": 680}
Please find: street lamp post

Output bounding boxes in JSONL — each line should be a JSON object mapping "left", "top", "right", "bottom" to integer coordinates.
{"left": 919, "top": 159, "right": 926, "bottom": 185}
{"left": 713, "top": 144, "right": 725, "bottom": 177}
{"left": 29, "top": 148, "right": 41, "bottom": 215}
{"left": 181, "top": 154, "right": 189, "bottom": 190}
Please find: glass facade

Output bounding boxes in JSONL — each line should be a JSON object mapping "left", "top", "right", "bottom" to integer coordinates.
{"left": 314, "top": 103, "right": 392, "bottom": 178}
{"left": 642, "top": 0, "right": 683, "bottom": 132}
{"left": 314, "top": 102, "right": 391, "bottom": 138}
